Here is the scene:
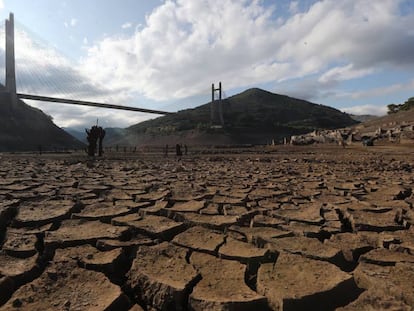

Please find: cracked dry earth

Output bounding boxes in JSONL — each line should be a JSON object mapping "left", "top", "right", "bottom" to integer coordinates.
{"left": 0, "top": 146, "right": 414, "bottom": 311}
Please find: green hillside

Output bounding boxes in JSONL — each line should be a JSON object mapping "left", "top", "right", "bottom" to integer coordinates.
{"left": 0, "top": 89, "right": 85, "bottom": 152}
{"left": 115, "top": 88, "right": 358, "bottom": 145}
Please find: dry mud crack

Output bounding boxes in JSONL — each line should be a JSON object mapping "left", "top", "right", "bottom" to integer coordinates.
{"left": 0, "top": 145, "right": 414, "bottom": 310}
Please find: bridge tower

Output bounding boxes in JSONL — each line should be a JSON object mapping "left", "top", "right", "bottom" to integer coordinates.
{"left": 5, "top": 13, "right": 17, "bottom": 107}
{"left": 211, "top": 82, "right": 224, "bottom": 127}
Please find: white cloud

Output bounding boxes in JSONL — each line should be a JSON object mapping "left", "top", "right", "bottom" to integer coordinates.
{"left": 338, "top": 79, "right": 414, "bottom": 100}
{"left": 83, "top": 37, "right": 88, "bottom": 45}
{"left": 79, "top": 0, "right": 414, "bottom": 102}
{"left": 318, "top": 64, "right": 375, "bottom": 83}
{"left": 0, "top": 0, "right": 4, "bottom": 9}
{"left": 341, "top": 104, "right": 387, "bottom": 116}
{"left": 289, "top": 1, "right": 299, "bottom": 14}
{"left": 121, "top": 22, "right": 132, "bottom": 29}
{"left": 64, "top": 18, "right": 78, "bottom": 28}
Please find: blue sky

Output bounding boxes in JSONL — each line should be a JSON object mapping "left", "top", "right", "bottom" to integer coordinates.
{"left": 0, "top": 0, "right": 413, "bottom": 129}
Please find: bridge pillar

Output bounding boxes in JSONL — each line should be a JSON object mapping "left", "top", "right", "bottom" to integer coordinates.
{"left": 211, "top": 82, "right": 224, "bottom": 127}
{"left": 5, "top": 13, "right": 17, "bottom": 108}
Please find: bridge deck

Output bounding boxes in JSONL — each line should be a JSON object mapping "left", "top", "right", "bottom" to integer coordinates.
{"left": 17, "top": 93, "right": 172, "bottom": 115}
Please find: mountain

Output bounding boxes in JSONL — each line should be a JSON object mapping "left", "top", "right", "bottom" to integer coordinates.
{"left": 349, "top": 114, "right": 378, "bottom": 123}
{"left": 0, "top": 89, "right": 85, "bottom": 152}
{"left": 110, "top": 88, "right": 358, "bottom": 146}
{"left": 63, "top": 127, "right": 87, "bottom": 144}
{"left": 353, "top": 105, "right": 414, "bottom": 134}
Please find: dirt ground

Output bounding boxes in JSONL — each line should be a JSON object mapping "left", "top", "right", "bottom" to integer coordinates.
{"left": 0, "top": 144, "right": 413, "bottom": 310}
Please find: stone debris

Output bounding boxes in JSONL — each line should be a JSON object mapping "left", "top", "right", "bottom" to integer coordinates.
{"left": 12, "top": 199, "right": 77, "bottom": 227}
{"left": 172, "top": 226, "right": 225, "bottom": 254}
{"left": 0, "top": 261, "right": 130, "bottom": 311}
{"left": 353, "top": 261, "right": 414, "bottom": 307}
{"left": 168, "top": 200, "right": 206, "bottom": 213}
{"left": 2, "top": 230, "right": 39, "bottom": 258}
{"left": 173, "top": 212, "right": 240, "bottom": 230}
{"left": 266, "top": 236, "right": 342, "bottom": 262}
{"left": 44, "top": 219, "right": 130, "bottom": 248}
{"left": 0, "top": 146, "right": 414, "bottom": 310}
{"left": 0, "top": 252, "right": 39, "bottom": 280}
{"left": 72, "top": 201, "right": 132, "bottom": 221}
{"left": 257, "top": 252, "right": 359, "bottom": 310}
{"left": 189, "top": 252, "right": 268, "bottom": 311}
{"left": 126, "top": 242, "right": 199, "bottom": 310}
{"left": 113, "top": 214, "right": 185, "bottom": 240}
{"left": 218, "top": 237, "right": 275, "bottom": 263}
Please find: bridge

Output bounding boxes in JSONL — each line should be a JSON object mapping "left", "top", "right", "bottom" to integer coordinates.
{"left": 3, "top": 13, "right": 171, "bottom": 116}
{"left": 1, "top": 13, "right": 231, "bottom": 125}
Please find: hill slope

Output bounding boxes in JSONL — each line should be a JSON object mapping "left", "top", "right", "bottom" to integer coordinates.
{"left": 0, "top": 90, "right": 85, "bottom": 152}
{"left": 112, "top": 88, "right": 358, "bottom": 146}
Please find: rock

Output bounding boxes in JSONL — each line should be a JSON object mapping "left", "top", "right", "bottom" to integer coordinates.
{"left": 189, "top": 252, "right": 268, "bottom": 311}
{"left": 250, "top": 215, "right": 285, "bottom": 228}
{"left": 13, "top": 200, "right": 77, "bottom": 228}
{"left": 350, "top": 209, "right": 407, "bottom": 232}
{"left": 229, "top": 225, "right": 293, "bottom": 245}
{"left": 44, "top": 219, "right": 130, "bottom": 248}
{"left": 353, "top": 261, "right": 414, "bottom": 306}
{"left": 129, "top": 304, "right": 145, "bottom": 311}
{"left": 266, "top": 236, "right": 342, "bottom": 262}
{"left": 257, "top": 252, "right": 359, "bottom": 310}
{"left": 72, "top": 201, "right": 132, "bottom": 221}
{"left": 168, "top": 200, "right": 206, "bottom": 213}
{"left": 54, "top": 245, "right": 127, "bottom": 275}
{"left": 172, "top": 226, "right": 225, "bottom": 254}
{"left": 127, "top": 242, "right": 199, "bottom": 311}
{"left": 278, "top": 221, "right": 323, "bottom": 238}
{"left": 211, "top": 195, "right": 245, "bottom": 205}
{"left": 2, "top": 231, "right": 37, "bottom": 258}
{"left": 0, "top": 252, "right": 40, "bottom": 284}
{"left": 173, "top": 213, "right": 239, "bottom": 230}
{"left": 96, "top": 235, "right": 154, "bottom": 251}
{"left": 337, "top": 289, "right": 412, "bottom": 310}
{"left": 105, "top": 189, "right": 133, "bottom": 201}
{"left": 136, "top": 190, "right": 171, "bottom": 202}
{"left": 270, "top": 203, "right": 324, "bottom": 225}
{"left": 115, "top": 215, "right": 185, "bottom": 240}
{"left": 138, "top": 200, "right": 169, "bottom": 215}
{"left": 325, "top": 232, "right": 378, "bottom": 262}
{"left": 218, "top": 237, "right": 275, "bottom": 263}
{"left": 0, "top": 261, "right": 130, "bottom": 310}
{"left": 359, "top": 248, "right": 414, "bottom": 265}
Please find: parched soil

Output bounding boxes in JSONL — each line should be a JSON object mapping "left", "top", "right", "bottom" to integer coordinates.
{"left": 0, "top": 144, "right": 414, "bottom": 310}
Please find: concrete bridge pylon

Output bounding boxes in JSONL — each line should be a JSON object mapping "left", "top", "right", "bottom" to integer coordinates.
{"left": 5, "top": 12, "right": 17, "bottom": 108}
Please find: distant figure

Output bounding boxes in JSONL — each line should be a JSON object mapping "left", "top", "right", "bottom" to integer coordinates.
{"left": 184, "top": 144, "right": 188, "bottom": 155}
{"left": 176, "top": 144, "right": 182, "bottom": 160}
{"left": 97, "top": 127, "right": 105, "bottom": 157}
{"left": 86, "top": 125, "right": 105, "bottom": 157}
{"left": 164, "top": 144, "right": 169, "bottom": 157}
{"left": 86, "top": 125, "right": 98, "bottom": 156}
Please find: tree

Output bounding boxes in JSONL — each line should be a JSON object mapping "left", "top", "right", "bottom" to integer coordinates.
{"left": 387, "top": 97, "right": 414, "bottom": 114}
{"left": 387, "top": 103, "right": 400, "bottom": 114}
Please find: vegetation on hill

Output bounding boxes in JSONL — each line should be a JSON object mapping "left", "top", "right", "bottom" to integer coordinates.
{"left": 122, "top": 88, "right": 357, "bottom": 144}
{"left": 348, "top": 114, "right": 378, "bottom": 123}
{"left": 387, "top": 97, "right": 414, "bottom": 114}
{"left": 0, "top": 89, "right": 85, "bottom": 151}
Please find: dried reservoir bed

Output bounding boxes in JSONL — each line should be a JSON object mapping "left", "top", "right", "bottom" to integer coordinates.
{"left": 0, "top": 145, "right": 413, "bottom": 310}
